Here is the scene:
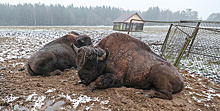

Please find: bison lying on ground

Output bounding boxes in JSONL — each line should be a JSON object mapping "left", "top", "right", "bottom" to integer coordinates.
{"left": 27, "top": 31, "right": 92, "bottom": 76}
{"left": 73, "top": 33, "right": 184, "bottom": 100}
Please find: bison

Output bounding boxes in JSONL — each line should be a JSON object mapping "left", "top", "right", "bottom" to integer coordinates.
{"left": 73, "top": 33, "right": 184, "bottom": 100}
{"left": 27, "top": 31, "right": 92, "bottom": 76}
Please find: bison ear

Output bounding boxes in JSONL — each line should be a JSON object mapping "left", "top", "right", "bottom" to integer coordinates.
{"left": 69, "top": 31, "right": 80, "bottom": 36}
{"left": 97, "top": 48, "right": 109, "bottom": 61}
{"left": 71, "top": 43, "right": 79, "bottom": 54}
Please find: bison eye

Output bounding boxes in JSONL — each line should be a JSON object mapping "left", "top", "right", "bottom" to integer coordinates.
{"left": 77, "top": 40, "right": 84, "bottom": 44}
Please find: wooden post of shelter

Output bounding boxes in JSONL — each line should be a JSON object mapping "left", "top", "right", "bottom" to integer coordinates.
{"left": 127, "top": 19, "right": 133, "bottom": 34}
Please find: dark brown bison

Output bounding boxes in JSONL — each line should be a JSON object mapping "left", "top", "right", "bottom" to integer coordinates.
{"left": 27, "top": 31, "right": 92, "bottom": 76}
{"left": 73, "top": 33, "right": 184, "bottom": 100}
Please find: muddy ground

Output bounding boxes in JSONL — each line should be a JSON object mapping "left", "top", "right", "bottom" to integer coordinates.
{"left": 0, "top": 32, "right": 220, "bottom": 110}
{"left": 0, "top": 58, "right": 220, "bottom": 111}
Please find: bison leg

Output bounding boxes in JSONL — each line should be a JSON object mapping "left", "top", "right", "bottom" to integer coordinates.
{"left": 87, "top": 73, "right": 122, "bottom": 91}
{"left": 146, "top": 65, "right": 174, "bottom": 100}
{"left": 144, "top": 89, "right": 173, "bottom": 100}
{"left": 43, "top": 69, "right": 63, "bottom": 76}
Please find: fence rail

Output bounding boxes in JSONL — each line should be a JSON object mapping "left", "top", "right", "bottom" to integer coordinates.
{"left": 128, "top": 19, "right": 220, "bottom": 83}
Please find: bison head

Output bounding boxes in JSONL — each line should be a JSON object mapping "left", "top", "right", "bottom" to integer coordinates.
{"left": 72, "top": 44, "right": 109, "bottom": 86}
{"left": 76, "top": 35, "right": 93, "bottom": 48}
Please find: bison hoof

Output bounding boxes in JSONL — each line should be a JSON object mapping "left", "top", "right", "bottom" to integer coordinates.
{"left": 78, "top": 80, "right": 84, "bottom": 84}
{"left": 50, "top": 70, "right": 63, "bottom": 76}
{"left": 87, "top": 89, "right": 93, "bottom": 92}
{"left": 143, "top": 90, "right": 156, "bottom": 98}
{"left": 18, "top": 68, "right": 25, "bottom": 71}
{"left": 134, "top": 91, "right": 143, "bottom": 94}
{"left": 86, "top": 83, "right": 96, "bottom": 92}
{"left": 144, "top": 94, "right": 153, "bottom": 98}
{"left": 86, "top": 86, "right": 96, "bottom": 92}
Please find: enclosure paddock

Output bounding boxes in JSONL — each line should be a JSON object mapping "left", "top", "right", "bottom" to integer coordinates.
{"left": 0, "top": 26, "right": 219, "bottom": 110}
{"left": 129, "top": 20, "right": 220, "bottom": 84}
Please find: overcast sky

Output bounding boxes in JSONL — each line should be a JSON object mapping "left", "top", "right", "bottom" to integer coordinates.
{"left": 0, "top": 0, "right": 219, "bottom": 20}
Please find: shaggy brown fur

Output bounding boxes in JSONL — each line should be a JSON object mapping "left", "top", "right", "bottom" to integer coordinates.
{"left": 75, "top": 33, "right": 184, "bottom": 100}
{"left": 69, "top": 31, "right": 80, "bottom": 36}
{"left": 27, "top": 32, "right": 92, "bottom": 76}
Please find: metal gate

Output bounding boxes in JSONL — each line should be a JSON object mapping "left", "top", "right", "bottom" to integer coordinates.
{"left": 128, "top": 19, "right": 220, "bottom": 83}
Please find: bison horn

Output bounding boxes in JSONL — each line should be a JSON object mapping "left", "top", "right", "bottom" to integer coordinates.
{"left": 71, "top": 43, "right": 78, "bottom": 53}
{"left": 97, "top": 48, "right": 109, "bottom": 61}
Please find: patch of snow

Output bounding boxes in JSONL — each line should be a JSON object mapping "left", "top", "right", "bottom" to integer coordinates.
{"left": 2, "top": 94, "right": 19, "bottom": 103}
{"left": 101, "top": 97, "right": 110, "bottom": 105}
{"left": 14, "top": 104, "right": 30, "bottom": 111}
{"left": 31, "top": 96, "right": 46, "bottom": 110}
{"left": 45, "top": 88, "right": 56, "bottom": 93}
{"left": 26, "top": 92, "right": 38, "bottom": 101}
{"left": 58, "top": 93, "right": 100, "bottom": 108}
{"left": 85, "top": 103, "right": 94, "bottom": 110}
{"left": 0, "top": 57, "right": 4, "bottom": 62}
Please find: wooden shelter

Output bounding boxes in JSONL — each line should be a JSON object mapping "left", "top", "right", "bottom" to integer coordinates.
{"left": 113, "top": 13, "right": 144, "bottom": 32}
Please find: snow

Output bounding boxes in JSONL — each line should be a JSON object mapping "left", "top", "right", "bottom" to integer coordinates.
{"left": 26, "top": 92, "right": 38, "bottom": 101}
{"left": 1, "top": 91, "right": 110, "bottom": 110}
{"left": 32, "top": 96, "right": 46, "bottom": 110}
{"left": 58, "top": 93, "right": 100, "bottom": 109}
{"left": 1, "top": 94, "right": 19, "bottom": 103}
{"left": 45, "top": 88, "right": 56, "bottom": 93}
{"left": 0, "top": 26, "right": 219, "bottom": 110}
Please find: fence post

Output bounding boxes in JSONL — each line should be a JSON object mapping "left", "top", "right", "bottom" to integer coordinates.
{"left": 161, "top": 21, "right": 181, "bottom": 60}
{"left": 161, "top": 24, "right": 173, "bottom": 57}
{"left": 187, "top": 21, "right": 201, "bottom": 56}
{"left": 127, "top": 19, "right": 133, "bottom": 34}
{"left": 174, "top": 21, "right": 201, "bottom": 67}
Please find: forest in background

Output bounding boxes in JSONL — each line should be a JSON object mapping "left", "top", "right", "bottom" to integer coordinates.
{"left": 0, "top": 3, "right": 219, "bottom": 26}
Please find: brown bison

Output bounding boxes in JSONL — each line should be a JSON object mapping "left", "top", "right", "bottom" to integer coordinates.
{"left": 27, "top": 31, "right": 92, "bottom": 76}
{"left": 73, "top": 33, "right": 184, "bottom": 100}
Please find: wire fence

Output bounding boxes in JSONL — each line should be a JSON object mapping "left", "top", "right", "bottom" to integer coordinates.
{"left": 128, "top": 20, "right": 220, "bottom": 84}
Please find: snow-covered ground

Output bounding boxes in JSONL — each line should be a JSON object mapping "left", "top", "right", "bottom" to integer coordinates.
{"left": 0, "top": 26, "right": 220, "bottom": 82}
{"left": 0, "top": 26, "right": 219, "bottom": 110}
{"left": 0, "top": 26, "right": 219, "bottom": 83}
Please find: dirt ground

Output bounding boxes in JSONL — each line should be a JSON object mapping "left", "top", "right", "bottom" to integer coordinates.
{"left": 0, "top": 36, "right": 220, "bottom": 111}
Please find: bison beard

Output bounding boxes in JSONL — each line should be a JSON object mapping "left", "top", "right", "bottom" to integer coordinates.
{"left": 27, "top": 31, "right": 92, "bottom": 76}
{"left": 74, "top": 33, "right": 184, "bottom": 100}
{"left": 72, "top": 45, "right": 109, "bottom": 86}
